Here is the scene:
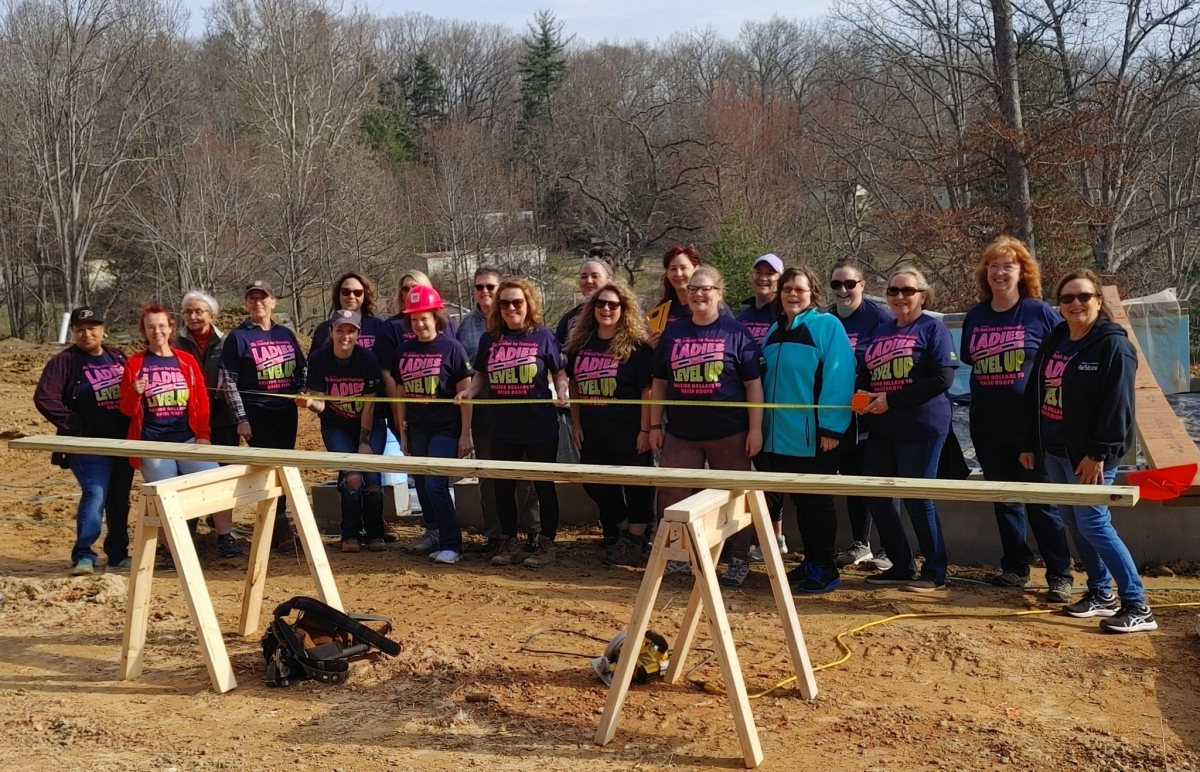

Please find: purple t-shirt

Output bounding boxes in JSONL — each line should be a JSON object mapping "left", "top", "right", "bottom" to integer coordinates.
{"left": 394, "top": 334, "right": 472, "bottom": 436}
{"left": 139, "top": 353, "right": 193, "bottom": 442}
{"left": 736, "top": 301, "right": 775, "bottom": 346}
{"left": 653, "top": 315, "right": 762, "bottom": 442}
{"left": 305, "top": 347, "right": 384, "bottom": 434}
{"left": 556, "top": 304, "right": 583, "bottom": 346}
{"left": 77, "top": 351, "right": 127, "bottom": 439}
{"left": 221, "top": 321, "right": 306, "bottom": 413}
{"left": 836, "top": 298, "right": 894, "bottom": 359}
{"left": 472, "top": 325, "right": 563, "bottom": 444}
{"left": 567, "top": 336, "right": 654, "bottom": 452}
{"left": 961, "top": 297, "right": 1061, "bottom": 441}
{"left": 861, "top": 313, "right": 957, "bottom": 441}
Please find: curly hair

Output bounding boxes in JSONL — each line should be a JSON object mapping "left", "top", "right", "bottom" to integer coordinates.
{"left": 658, "top": 243, "right": 701, "bottom": 306}
{"left": 564, "top": 282, "right": 649, "bottom": 361}
{"left": 487, "top": 278, "right": 544, "bottom": 337}
{"left": 1053, "top": 269, "right": 1115, "bottom": 319}
{"left": 975, "top": 236, "right": 1042, "bottom": 302}
{"left": 330, "top": 272, "right": 378, "bottom": 318}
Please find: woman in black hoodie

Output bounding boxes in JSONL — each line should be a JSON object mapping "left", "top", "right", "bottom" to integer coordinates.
{"left": 1020, "top": 269, "right": 1154, "bottom": 633}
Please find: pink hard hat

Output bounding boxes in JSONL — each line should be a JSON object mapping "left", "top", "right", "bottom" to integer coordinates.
{"left": 404, "top": 285, "right": 444, "bottom": 315}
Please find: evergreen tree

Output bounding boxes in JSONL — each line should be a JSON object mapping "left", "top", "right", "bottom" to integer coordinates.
{"left": 518, "top": 10, "right": 571, "bottom": 130}
{"left": 407, "top": 54, "right": 446, "bottom": 125}
{"left": 359, "top": 75, "right": 413, "bottom": 169}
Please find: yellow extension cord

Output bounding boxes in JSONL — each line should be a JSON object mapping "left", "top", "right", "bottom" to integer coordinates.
{"left": 691, "top": 600, "right": 1200, "bottom": 699}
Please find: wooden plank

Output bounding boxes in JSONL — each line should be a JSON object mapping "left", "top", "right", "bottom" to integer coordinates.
{"left": 595, "top": 516, "right": 672, "bottom": 747}
{"left": 8, "top": 436, "right": 1140, "bottom": 507}
{"left": 120, "top": 496, "right": 156, "bottom": 682}
{"left": 749, "top": 491, "right": 817, "bottom": 701}
{"left": 280, "top": 466, "right": 343, "bottom": 612}
{"left": 664, "top": 489, "right": 737, "bottom": 523}
{"left": 663, "top": 534, "right": 726, "bottom": 686}
{"left": 1103, "top": 285, "right": 1200, "bottom": 486}
{"left": 238, "top": 495, "right": 279, "bottom": 637}
{"left": 141, "top": 464, "right": 263, "bottom": 494}
{"left": 157, "top": 490, "right": 237, "bottom": 694}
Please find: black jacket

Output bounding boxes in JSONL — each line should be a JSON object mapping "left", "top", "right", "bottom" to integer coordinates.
{"left": 1022, "top": 316, "right": 1136, "bottom": 469}
{"left": 174, "top": 326, "right": 236, "bottom": 430}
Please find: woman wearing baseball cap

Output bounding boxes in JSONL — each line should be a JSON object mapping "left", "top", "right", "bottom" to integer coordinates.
{"left": 390, "top": 286, "right": 474, "bottom": 563}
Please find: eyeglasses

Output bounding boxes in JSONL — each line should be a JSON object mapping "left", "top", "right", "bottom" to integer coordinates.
{"left": 499, "top": 298, "right": 526, "bottom": 310}
{"left": 1058, "top": 292, "right": 1096, "bottom": 305}
{"left": 594, "top": 299, "right": 621, "bottom": 311}
{"left": 829, "top": 280, "right": 862, "bottom": 292}
{"left": 987, "top": 263, "right": 1020, "bottom": 274}
{"left": 686, "top": 285, "right": 718, "bottom": 295}
{"left": 783, "top": 287, "right": 811, "bottom": 296}
{"left": 886, "top": 286, "right": 925, "bottom": 297}
{"left": 341, "top": 287, "right": 364, "bottom": 297}
{"left": 475, "top": 283, "right": 497, "bottom": 292}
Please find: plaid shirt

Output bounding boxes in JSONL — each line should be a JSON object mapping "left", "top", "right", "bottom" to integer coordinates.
{"left": 456, "top": 307, "right": 489, "bottom": 363}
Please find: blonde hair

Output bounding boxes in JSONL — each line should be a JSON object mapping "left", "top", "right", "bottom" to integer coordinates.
{"left": 889, "top": 265, "right": 934, "bottom": 306}
{"left": 488, "top": 278, "right": 545, "bottom": 336}
{"left": 564, "top": 282, "right": 649, "bottom": 361}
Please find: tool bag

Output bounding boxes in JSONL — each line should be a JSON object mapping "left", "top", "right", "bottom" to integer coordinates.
{"left": 262, "top": 596, "right": 401, "bottom": 687}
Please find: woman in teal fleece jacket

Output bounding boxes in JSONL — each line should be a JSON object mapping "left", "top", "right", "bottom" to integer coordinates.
{"left": 761, "top": 266, "right": 857, "bottom": 594}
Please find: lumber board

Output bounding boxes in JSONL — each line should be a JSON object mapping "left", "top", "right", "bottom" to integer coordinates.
{"left": 8, "top": 435, "right": 1139, "bottom": 506}
{"left": 1102, "top": 286, "right": 1200, "bottom": 486}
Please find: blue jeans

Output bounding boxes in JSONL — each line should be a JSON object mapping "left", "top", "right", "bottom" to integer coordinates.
{"left": 974, "top": 440, "right": 1073, "bottom": 580}
{"left": 320, "top": 421, "right": 387, "bottom": 487}
{"left": 864, "top": 434, "right": 948, "bottom": 583}
{"left": 1043, "top": 453, "right": 1145, "bottom": 604}
{"left": 407, "top": 429, "right": 462, "bottom": 553}
{"left": 140, "top": 440, "right": 220, "bottom": 484}
{"left": 68, "top": 453, "right": 135, "bottom": 565}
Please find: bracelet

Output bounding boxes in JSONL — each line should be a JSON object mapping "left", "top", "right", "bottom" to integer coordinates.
{"left": 649, "top": 425, "right": 662, "bottom": 430}
{"left": 638, "top": 429, "right": 649, "bottom": 433}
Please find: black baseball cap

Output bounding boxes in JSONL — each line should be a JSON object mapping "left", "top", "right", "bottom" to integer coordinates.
{"left": 329, "top": 309, "right": 362, "bottom": 329}
{"left": 245, "top": 280, "right": 275, "bottom": 297}
{"left": 69, "top": 307, "right": 104, "bottom": 327}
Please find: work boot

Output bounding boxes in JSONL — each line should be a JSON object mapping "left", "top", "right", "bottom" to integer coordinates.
{"left": 604, "top": 536, "right": 644, "bottom": 567}
{"left": 341, "top": 538, "right": 361, "bottom": 553}
{"left": 490, "top": 536, "right": 525, "bottom": 566}
{"left": 523, "top": 535, "right": 557, "bottom": 568}
{"left": 271, "top": 513, "right": 297, "bottom": 554}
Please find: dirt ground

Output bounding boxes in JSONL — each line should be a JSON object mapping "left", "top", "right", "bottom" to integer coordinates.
{"left": 2, "top": 336, "right": 1200, "bottom": 772}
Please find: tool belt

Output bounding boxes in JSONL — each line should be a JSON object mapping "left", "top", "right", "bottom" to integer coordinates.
{"left": 262, "top": 596, "right": 401, "bottom": 687}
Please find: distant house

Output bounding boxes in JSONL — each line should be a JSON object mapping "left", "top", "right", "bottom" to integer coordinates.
{"left": 417, "top": 245, "right": 548, "bottom": 280}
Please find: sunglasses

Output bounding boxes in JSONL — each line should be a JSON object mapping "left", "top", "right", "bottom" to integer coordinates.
{"left": 499, "top": 298, "right": 526, "bottom": 309}
{"left": 475, "top": 283, "right": 498, "bottom": 292}
{"left": 829, "top": 280, "right": 862, "bottom": 292}
{"left": 886, "top": 286, "right": 925, "bottom": 297}
{"left": 1058, "top": 292, "right": 1096, "bottom": 305}
{"left": 686, "top": 284, "right": 717, "bottom": 295}
{"left": 594, "top": 299, "right": 622, "bottom": 311}
{"left": 341, "top": 287, "right": 364, "bottom": 297}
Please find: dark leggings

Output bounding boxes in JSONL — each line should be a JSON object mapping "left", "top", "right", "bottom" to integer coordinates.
{"left": 766, "top": 452, "right": 840, "bottom": 567}
{"left": 246, "top": 405, "right": 298, "bottom": 528}
{"left": 838, "top": 437, "right": 873, "bottom": 545}
{"left": 492, "top": 436, "right": 560, "bottom": 540}
{"left": 579, "top": 445, "right": 655, "bottom": 529}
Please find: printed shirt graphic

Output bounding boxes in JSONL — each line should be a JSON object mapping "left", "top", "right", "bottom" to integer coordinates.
{"left": 139, "top": 353, "right": 193, "bottom": 442}
{"left": 76, "top": 351, "right": 127, "bottom": 438}
{"left": 653, "top": 316, "right": 762, "bottom": 442}
{"left": 961, "top": 298, "right": 1060, "bottom": 440}
{"left": 395, "top": 335, "right": 472, "bottom": 436}
{"left": 736, "top": 302, "right": 775, "bottom": 346}
{"left": 860, "top": 313, "right": 956, "bottom": 440}
{"left": 222, "top": 323, "right": 306, "bottom": 413}
{"left": 306, "top": 347, "right": 383, "bottom": 433}
{"left": 1039, "top": 336, "right": 1082, "bottom": 454}
{"left": 567, "top": 337, "right": 654, "bottom": 451}
{"left": 472, "top": 325, "right": 563, "bottom": 444}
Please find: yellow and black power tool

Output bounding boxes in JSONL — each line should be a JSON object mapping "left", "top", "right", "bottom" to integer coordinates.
{"left": 590, "top": 629, "right": 671, "bottom": 686}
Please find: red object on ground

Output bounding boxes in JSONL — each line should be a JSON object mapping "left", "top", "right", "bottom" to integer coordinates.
{"left": 1127, "top": 463, "right": 1198, "bottom": 501}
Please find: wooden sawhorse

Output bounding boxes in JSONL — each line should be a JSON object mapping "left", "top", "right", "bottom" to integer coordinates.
{"left": 595, "top": 488, "right": 818, "bottom": 769}
{"left": 120, "top": 464, "right": 342, "bottom": 693}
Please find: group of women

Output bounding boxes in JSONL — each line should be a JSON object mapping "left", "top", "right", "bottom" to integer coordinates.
{"left": 36, "top": 235, "right": 1156, "bottom": 633}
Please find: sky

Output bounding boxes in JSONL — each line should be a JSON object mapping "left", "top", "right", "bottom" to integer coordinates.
{"left": 184, "top": 0, "right": 836, "bottom": 42}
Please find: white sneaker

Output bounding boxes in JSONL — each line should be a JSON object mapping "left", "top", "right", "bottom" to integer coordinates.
{"left": 430, "top": 549, "right": 461, "bottom": 564}
{"left": 412, "top": 529, "right": 439, "bottom": 552}
{"left": 777, "top": 535, "right": 788, "bottom": 555}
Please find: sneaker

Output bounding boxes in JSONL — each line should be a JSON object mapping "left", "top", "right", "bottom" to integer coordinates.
{"left": 904, "top": 579, "right": 947, "bottom": 593}
{"left": 340, "top": 538, "right": 361, "bottom": 554}
{"left": 367, "top": 538, "right": 386, "bottom": 552}
{"left": 71, "top": 558, "right": 95, "bottom": 576}
{"left": 835, "top": 541, "right": 873, "bottom": 568}
{"left": 665, "top": 559, "right": 692, "bottom": 576}
{"left": 986, "top": 571, "right": 1032, "bottom": 588}
{"left": 382, "top": 522, "right": 401, "bottom": 542}
{"left": 777, "top": 535, "right": 788, "bottom": 555}
{"left": 866, "top": 550, "right": 893, "bottom": 572}
{"left": 719, "top": 557, "right": 751, "bottom": 587}
{"left": 108, "top": 557, "right": 132, "bottom": 570}
{"left": 430, "top": 549, "right": 461, "bottom": 564}
{"left": 791, "top": 563, "right": 842, "bottom": 595}
{"left": 604, "top": 536, "right": 644, "bottom": 567}
{"left": 522, "top": 536, "right": 557, "bottom": 568}
{"left": 216, "top": 533, "right": 244, "bottom": 558}
{"left": 1063, "top": 589, "right": 1119, "bottom": 618}
{"left": 412, "top": 529, "right": 440, "bottom": 553}
{"left": 490, "top": 537, "right": 525, "bottom": 566}
{"left": 1099, "top": 602, "right": 1158, "bottom": 633}
{"left": 748, "top": 545, "right": 765, "bottom": 564}
{"left": 863, "top": 568, "right": 918, "bottom": 586}
{"left": 1046, "top": 576, "right": 1073, "bottom": 604}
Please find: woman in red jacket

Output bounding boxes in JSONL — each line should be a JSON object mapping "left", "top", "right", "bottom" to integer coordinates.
{"left": 120, "top": 304, "right": 234, "bottom": 555}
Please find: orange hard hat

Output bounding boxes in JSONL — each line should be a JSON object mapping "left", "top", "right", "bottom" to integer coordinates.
{"left": 404, "top": 285, "right": 444, "bottom": 315}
